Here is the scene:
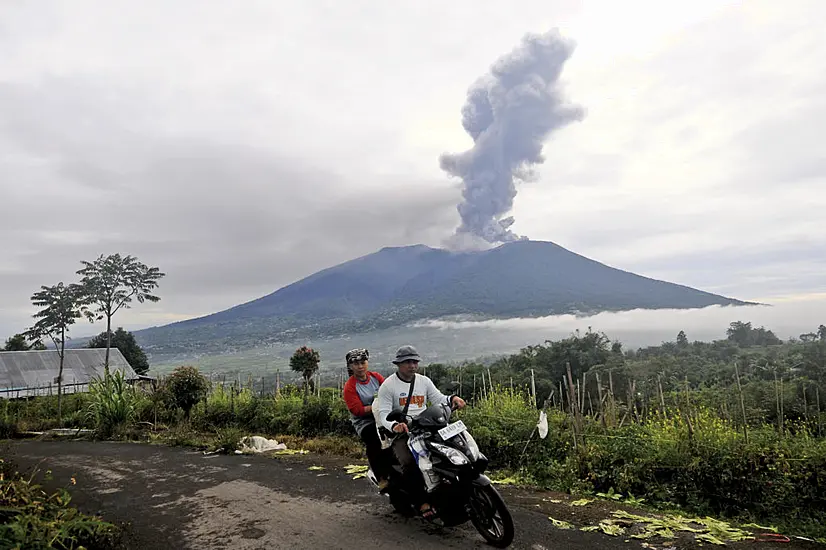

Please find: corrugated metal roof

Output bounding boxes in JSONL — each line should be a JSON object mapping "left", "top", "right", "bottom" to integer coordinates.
{"left": 0, "top": 348, "right": 139, "bottom": 399}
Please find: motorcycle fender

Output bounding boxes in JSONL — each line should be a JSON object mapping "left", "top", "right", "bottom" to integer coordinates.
{"left": 471, "top": 474, "right": 492, "bottom": 487}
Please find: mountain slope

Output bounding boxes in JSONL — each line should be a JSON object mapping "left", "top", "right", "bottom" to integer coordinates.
{"left": 134, "top": 240, "right": 752, "bottom": 353}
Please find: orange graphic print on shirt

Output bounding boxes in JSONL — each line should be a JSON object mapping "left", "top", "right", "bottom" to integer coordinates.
{"left": 398, "top": 395, "right": 425, "bottom": 407}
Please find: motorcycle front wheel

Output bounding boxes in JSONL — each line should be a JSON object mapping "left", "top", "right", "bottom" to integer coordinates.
{"left": 468, "top": 484, "right": 515, "bottom": 548}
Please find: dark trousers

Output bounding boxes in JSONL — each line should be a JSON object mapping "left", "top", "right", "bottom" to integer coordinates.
{"left": 391, "top": 434, "right": 427, "bottom": 507}
{"left": 359, "top": 424, "right": 388, "bottom": 480}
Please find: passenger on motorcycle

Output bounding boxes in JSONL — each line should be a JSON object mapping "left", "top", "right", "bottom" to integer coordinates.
{"left": 342, "top": 348, "right": 390, "bottom": 491}
{"left": 375, "top": 344, "right": 466, "bottom": 520}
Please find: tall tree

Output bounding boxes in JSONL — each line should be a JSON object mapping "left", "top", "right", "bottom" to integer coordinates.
{"left": 290, "top": 346, "right": 320, "bottom": 400}
{"left": 819, "top": 324, "right": 826, "bottom": 341}
{"left": 24, "top": 282, "right": 84, "bottom": 425}
{"left": 76, "top": 253, "right": 164, "bottom": 373}
{"left": 87, "top": 327, "right": 150, "bottom": 375}
{"left": 2, "top": 333, "right": 46, "bottom": 351}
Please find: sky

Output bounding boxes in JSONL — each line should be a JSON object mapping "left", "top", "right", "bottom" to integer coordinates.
{"left": 1, "top": 0, "right": 825, "bottom": 341}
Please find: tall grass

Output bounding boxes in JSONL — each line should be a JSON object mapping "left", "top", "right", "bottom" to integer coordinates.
{"left": 86, "top": 370, "right": 139, "bottom": 437}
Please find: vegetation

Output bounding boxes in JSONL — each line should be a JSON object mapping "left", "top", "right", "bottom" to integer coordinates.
{"left": 289, "top": 346, "right": 320, "bottom": 399}
{"left": 163, "top": 365, "right": 209, "bottom": 419}
{"left": 76, "top": 252, "right": 165, "bottom": 373}
{"left": 3, "top": 318, "right": 826, "bottom": 541}
{"left": 2, "top": 333, "right": 46, "bottom": 351}
{"left": 87, "top": 327, "right": 150, "bottom": 375}
{"left": 87, "top": 369, "right": 139, "bottom": 437}
{"left": 24, "top": 282, "right": 85, "bottom": 426}
{"left": 0, "top": 457, "right": 119, "bottom": 549}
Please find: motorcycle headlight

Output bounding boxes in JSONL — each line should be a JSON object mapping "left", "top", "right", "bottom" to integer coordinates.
{"left": 430, "top": 442, "right": 470, "bottom": 465}
{"left": 462, "top": 432, "right": 481, "bottom": 462}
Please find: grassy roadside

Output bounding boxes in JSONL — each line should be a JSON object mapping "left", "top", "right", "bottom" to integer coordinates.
{"left": 0, "top": 455, "right": 122, "bottom": 550}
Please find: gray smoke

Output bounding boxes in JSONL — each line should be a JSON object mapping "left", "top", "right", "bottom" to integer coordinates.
{"left": 439, "top": 29, "right": 585, "bottom": 247}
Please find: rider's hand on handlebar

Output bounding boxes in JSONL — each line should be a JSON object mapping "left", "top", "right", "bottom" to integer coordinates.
{"left": 392, "top": 422, "right": 409, "bottom": 433}
{"left": 451, "top": 396, "right": 466, "bottom": 410}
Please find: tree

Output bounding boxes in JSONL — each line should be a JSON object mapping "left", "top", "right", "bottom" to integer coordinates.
{"left": 87, "top": 327, "right": 150, "bottom": 375}
{"left": 423, "top": 363, "right": 451, "bottom": 390}
{"left": 2, "top": 333, "right": 46, "bottom": 351}
{"left": 819, "top": 325, "right": 826, "bottom": 341}
{"left": 290, "top": 346, "right": 320, "bottom": 399}
{"left": 164, "top": 365, "right": 209, "bottom": 419}
{"left": 76, "top": 253, "right": 165, "bottom": 373}
{"left": 726, "top": 321, "right": 753, "bottom": 346}
{"left": 677, "top": 330, "right": 689, "bottom": 348}
{"left": 24, "top": 282, "right": 84, "bottom": 425}
{"left": 726, "top": 321, "right": 781, "bottom": 347}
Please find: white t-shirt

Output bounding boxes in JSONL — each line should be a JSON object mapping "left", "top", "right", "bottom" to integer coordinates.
{"left": 375, "top": 372, "right": 452, "bottom": 432}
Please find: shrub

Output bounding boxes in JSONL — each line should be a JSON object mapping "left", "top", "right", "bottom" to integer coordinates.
{"left": 163, "top": 366, "right": 209, "bottom": 419}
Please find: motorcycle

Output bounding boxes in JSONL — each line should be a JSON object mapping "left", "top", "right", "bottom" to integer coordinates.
{"left": 366, "top": 401, "right": 515, "bottom": 548}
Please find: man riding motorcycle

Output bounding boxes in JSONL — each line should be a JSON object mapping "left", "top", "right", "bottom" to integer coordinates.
{"left": 375, "top": 344, "right": 466, "bottom": 520}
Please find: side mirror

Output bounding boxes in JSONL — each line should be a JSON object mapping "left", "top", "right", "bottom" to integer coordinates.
{"left": 444, "top": 380, "right": 460, "bottom": 394}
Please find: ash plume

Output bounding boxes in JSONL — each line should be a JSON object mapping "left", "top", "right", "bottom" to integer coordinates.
{"left": 439, "top": 29, "right": 585, "bottom": 248}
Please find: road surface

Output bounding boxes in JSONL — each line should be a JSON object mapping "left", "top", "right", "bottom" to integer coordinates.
{"left": 2, "top": 440, "right": 817, "bottom": 549}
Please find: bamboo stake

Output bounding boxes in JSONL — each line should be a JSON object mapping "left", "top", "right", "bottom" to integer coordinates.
{"left": 565, "top": 363, "right": 581, "bottom": 448}
{"left": 774, "top": 370, "right": 782, "bottom": 435}
{"left": 779, "top": 375, "right": 785, "bottom": 435}
{"left": 595, "top": 372, "right": 606, "bottom": 429}
{"left": 734, "top": 362, "right": 749, "bottom": 443}
{"left": 684, "top": 376, "right": 694, "bottom": 441}
{"left": 657, "top": 375, "right": 666, "bottom": 416}
{"left": 554, "top": 380, "right": 560, "bottom": 412}
{"left": 803, "top": 382, "right": 809, "bottom": 425}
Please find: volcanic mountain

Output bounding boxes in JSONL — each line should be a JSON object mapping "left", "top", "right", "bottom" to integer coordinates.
{"left": 132, "top": 241, "right": 751, "bottom": 353}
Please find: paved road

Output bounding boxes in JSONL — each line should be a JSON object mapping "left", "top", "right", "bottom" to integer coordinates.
{"left": 2, "top": 441, "right": 817, "bottom": 550}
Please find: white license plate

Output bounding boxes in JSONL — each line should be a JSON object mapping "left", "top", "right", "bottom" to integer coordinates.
{"left": 438, "top": 420, "right": 467, "bottom": 440}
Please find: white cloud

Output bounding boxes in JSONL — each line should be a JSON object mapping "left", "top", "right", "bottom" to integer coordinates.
{"left": 416, "top": 297, "right": 826, "bottom": 348}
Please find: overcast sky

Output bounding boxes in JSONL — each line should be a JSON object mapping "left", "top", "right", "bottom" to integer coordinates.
{"left": 2, "top": 0, "right": 824, "bottom": 341}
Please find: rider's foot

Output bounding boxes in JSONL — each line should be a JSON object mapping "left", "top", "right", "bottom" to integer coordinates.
{"left": 377, "top": 478, "right": 390, "bottom": 492}
{"left": 419, "top": 503, "right": 438, "bottom": 520}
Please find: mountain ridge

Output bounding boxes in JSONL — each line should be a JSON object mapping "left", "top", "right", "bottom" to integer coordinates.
{"left": 130, "top": 240, "right": 754, "bottom": 356}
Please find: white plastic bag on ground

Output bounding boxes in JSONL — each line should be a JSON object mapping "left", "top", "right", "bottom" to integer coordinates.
{"left": 239, "top": 435, "right": 287, "bottom": 453}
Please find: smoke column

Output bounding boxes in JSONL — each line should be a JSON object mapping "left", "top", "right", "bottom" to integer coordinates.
{"left": 439, "top": 29, "right": 585, "bottom": 248}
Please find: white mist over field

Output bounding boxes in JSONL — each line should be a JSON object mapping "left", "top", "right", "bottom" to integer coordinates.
{"left": 415, "top": 298, "right": 826, "bottom": 349}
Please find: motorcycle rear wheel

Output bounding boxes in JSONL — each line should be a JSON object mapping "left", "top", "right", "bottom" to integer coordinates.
{"left": 468, "top": 484, "right": 515, "bottom": 548}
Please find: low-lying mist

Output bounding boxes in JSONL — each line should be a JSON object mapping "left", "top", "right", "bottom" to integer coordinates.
{"left": 414, "top": 297, "right": 826, "bottom": 349}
